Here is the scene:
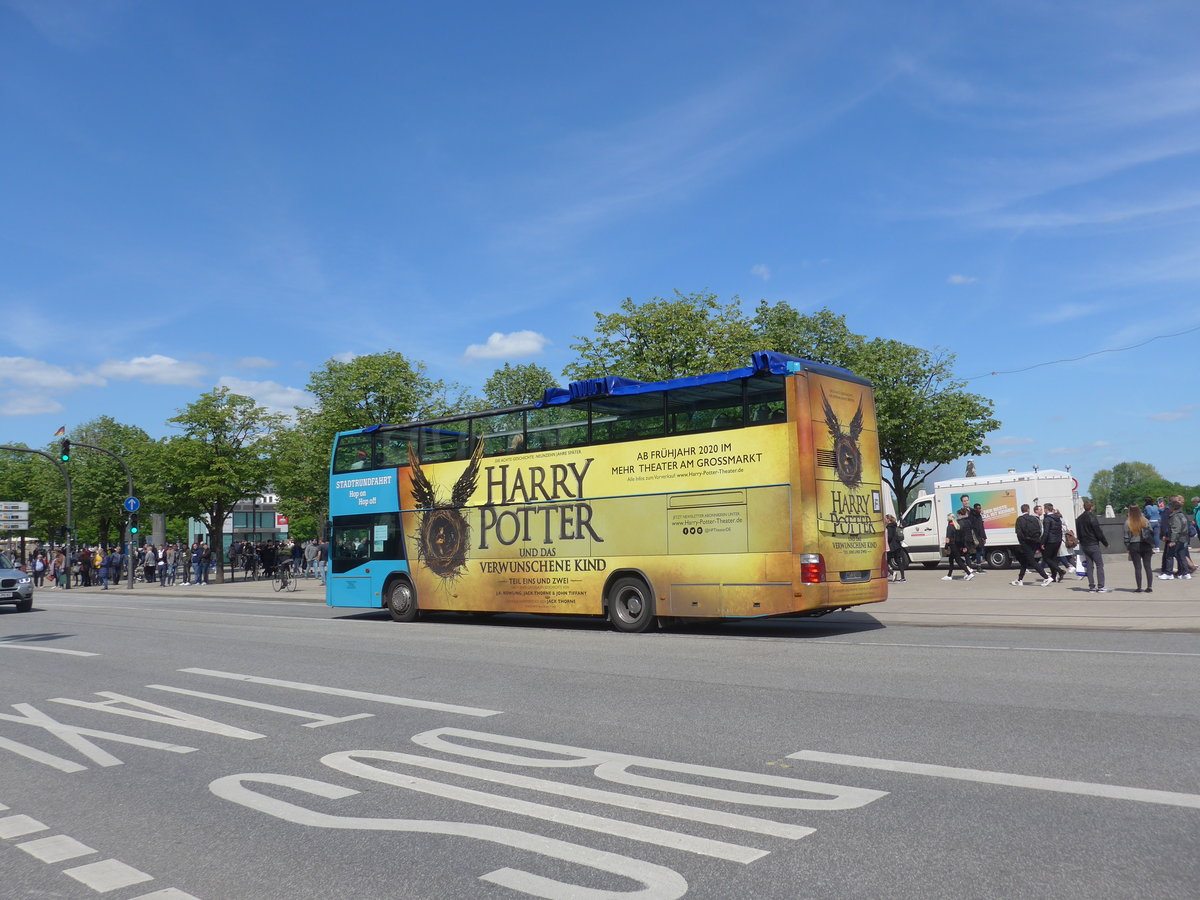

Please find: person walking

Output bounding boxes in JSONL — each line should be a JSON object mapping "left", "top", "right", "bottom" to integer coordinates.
{"left": 1011, "top": 503, "right": 1048, "bottom": 585}
{"left": 1123, "top": 504, "right": 1155, "bottom": 593}
{"left": 1039, "top": 503, "right": 1067, "bottom": 585}
{"left": 942, "top": 510, "right": 976, "bottom": 581}
{"left": 1075, "top": 500, "right": 1109, "bottom": 593}
{"left": 885, "top": 514, "right": 907, "bottom": 582}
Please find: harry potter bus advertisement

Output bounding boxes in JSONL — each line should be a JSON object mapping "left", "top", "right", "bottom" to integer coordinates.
{"left": 397, "top": 423, "right": 796, "bottom": 614}
{"left": 804, "top": 374, "right": 886, "bottom": 583}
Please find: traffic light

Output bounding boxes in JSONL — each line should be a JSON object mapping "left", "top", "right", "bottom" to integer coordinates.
{"left": 60, "top": 439, "right": 71, "bottom": 462}
{"left": 129, "top": 513, "right": 139, "bottom": 535}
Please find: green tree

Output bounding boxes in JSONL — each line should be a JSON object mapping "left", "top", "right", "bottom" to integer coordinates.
{"left": 565, "top": 290, "right": 755, "bottom": 382}
{"left": 1099, "top": 462, "right": 1161, "bottom": 512}
{"left": 851, "top": 338, "right": 1000, "bottom": 511}
{"left": 270, "top": 351, "right": 470, "bottom": 536}
{"left": 750, "top": 302, "right": 864, "bottom": 366}
{"left": 160, "top": 387, "right": 283, "bottom": 581}
{"left": 481, "top": 362, "right": 557, "bottom": 408}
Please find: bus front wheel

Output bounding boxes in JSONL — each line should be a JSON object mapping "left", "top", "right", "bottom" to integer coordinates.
{"left": 607, "top": 576, "right": 655, "bottom": 633}
{"left": 386, "top": 578, "right": 418, "bottom": 623}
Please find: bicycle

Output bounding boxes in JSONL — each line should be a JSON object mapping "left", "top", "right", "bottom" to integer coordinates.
{"left": 273, "top": 562, "right": 299, "bottom": 593}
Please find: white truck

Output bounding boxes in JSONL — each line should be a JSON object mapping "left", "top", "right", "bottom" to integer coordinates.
{"left": 898, "top": 469, "right": 1081, "bottom": 569}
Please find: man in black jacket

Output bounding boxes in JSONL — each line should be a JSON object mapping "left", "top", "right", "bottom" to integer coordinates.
{"left": 1040, "top": 503, "right": 1066, "bottom": 584}
{"left": 1012, "top": 503, "right": 1047, "bottom": 585}
{"left": 1075, "top": 500, "right": 1109, "bottom": 593}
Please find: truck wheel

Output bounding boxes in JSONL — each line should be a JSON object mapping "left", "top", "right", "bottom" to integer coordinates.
{"left": 607, "top": 576, "right": 656, "bottom": 633}
{"left": 985, "top": 548, "right": 1012, "bottom": 569}
{"left": 385, "top": 578, "right": 418, "bottom": 622}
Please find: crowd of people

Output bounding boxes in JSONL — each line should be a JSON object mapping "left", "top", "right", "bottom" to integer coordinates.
{"left": 883, "top": 493, "right": 1199, "bottom": 593}
{"left": 15, "top": 537, "right": 328, "bottom": 589}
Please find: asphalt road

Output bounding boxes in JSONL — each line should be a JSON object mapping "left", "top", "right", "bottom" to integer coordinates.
{"left": 1, "top": 593, "right": 1197, "bottom": 899}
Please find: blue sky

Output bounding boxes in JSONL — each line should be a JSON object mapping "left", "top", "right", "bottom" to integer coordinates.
{"left": 3, "top": 0, "right": 1198, "bottom": 499}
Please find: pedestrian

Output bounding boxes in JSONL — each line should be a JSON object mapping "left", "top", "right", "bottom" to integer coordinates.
{"left": 101, "top": 547, "right": 114, "bottom": 589}
{"left": 186, "top": 541, "right": 202, "bottom": 586}
{"left": 1011, "top": 503, "right": 1048, "bottom": 585}
{"left": 1039, "top": 502, "right": 1068, "bottom": 585}
{"left": 304, "top": 539, "right": 318, "bottom": 577}
{"left": 942, "top": 510, "right": 976, "bottom": 580}
{"left": 1160, "top": 498, "right": 1192, "bottom": 581}
{"left": 1143, "top": 496, "right": 1162, "bottom": 551}
{"left": 32, "top": 552, "right": 45, "bottom": 588}
{"left": 1123, "top": 504, "right": 1155, "bottom": 593}
{"left": 968, "top": 503, "right": 987, "bottom": 568}
{"left": 165, "top": 543, "right": 177, "bottom": 585}
{"left": 143, "top": 543, "right": 158, "bottom": 585}
{"left": 1074, "top": 500, "right": 1109, "bottom": 593}
{"left": 885, "top": 514, "right": 906, "bottom": 582}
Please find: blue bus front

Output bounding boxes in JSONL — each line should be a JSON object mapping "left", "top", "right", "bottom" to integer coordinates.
{"left": 327, "top": 466, "right": 407, "bottom": 609}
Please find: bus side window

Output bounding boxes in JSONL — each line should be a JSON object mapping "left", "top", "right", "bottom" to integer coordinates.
{"left": 334, "top": 434, "right": 374, "bottom": 473}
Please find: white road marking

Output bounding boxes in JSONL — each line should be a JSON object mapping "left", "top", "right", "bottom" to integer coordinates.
{"left": 145, "top": 684, "right": 374, "bottom": 728}
{"left": 321, "top": 750, "right": 768, "bottom": 863}
{"left": 0, "top": 643, "right": 99, "bottom": 657}
{"left": 322, "top": 748, "right": 812, "bottom": 839}
{"left": 63, "top": 858, "right": 154, "bottom": 892}
{"left": 0, "top": 703, "right": 197, "bottom": 768}
{"left": 130, "top": 890, "right": 201, "bottom": 899}
{"left": 788, "top": 750, "right": 1200, "bottom": 809}
{"left": 211, "top": 772, "right": 688, "bottom": 900}
{"left": 49, "top": 692, "right": 265, "bottom": 740}
{"left": 0, "top": 814, "right": 48, "bottom": 839}
{"left": 17, "top": 833, "right": 96, "bottom": 862}
{"left": 415, "top": 728, "right": 886, "bottom": 810}
{"left": 179, "top": 668, "right": 502, "bottom": 717}
{"left": 0, "top": 734, "right": 88, "bottom": 772}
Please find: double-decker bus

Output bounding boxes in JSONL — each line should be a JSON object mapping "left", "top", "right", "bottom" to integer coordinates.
{"left": 327, "top": 351, "right": 887, "bottom": 631}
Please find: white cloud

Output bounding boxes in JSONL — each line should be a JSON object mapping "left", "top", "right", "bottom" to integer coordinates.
{"left": 0, "top": 391, "right": 65, "bottom": 416}
{"left": 332, "top": 351, "right": 359, "bottom": 363}
{"left": 218, "top": 377, "right": 314, "bottom": 415}
{"left": 235, "top": 356, "right": 278, "bottom": 370}
{"left": 946, "top": 274, "right": 977, "bottom": 285}
{"left": 751, "top": 264, "right": 771, "bottom": 281}
{"left": 0, "top": 357, "right": 106, "bottom": 391}
{"left": 96, "top": 355, "right": 208, "bottom": 386}
{"left": 1147, "top": 405, "right": 1197, "bottom": 422}
{"left": 463, "top": 331, "right": 550, "bottom": 361}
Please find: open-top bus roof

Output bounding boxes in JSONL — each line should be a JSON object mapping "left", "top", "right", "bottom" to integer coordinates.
{"left": 348, "top": 351, "right": 867, "bottom": 435}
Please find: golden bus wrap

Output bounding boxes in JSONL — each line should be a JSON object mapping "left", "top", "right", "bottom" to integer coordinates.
{"left": 393, "top": 368, "right": 886, "bottom": 620}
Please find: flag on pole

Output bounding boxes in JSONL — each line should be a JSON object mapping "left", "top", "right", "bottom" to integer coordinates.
{"left": 53, "top": 425, "right": 66, "bottom": 436}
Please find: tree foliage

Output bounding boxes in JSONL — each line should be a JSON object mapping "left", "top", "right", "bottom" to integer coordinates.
{"left": 565, "top": 291, "right": 754, "bottom": 382}
{"left": 1088, "top": 462, "right": 1160, "bottom": 513}
{"left": 481, "top": 363, "right": 557, "bottom": 409}
{"left": 567, "top": 294, "right": 999, "bottom": 510}
{"left": 159, "top": 387, "right": 282, "bottom": 580}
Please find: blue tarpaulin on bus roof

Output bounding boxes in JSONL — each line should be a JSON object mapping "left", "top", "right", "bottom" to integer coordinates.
{"left": 537, "top": 351, "right": 853, "bottom": 406}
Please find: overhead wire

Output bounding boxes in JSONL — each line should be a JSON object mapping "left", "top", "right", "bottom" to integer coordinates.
{"left": 964, "top": 321, "right": 1200, "bottom": 380}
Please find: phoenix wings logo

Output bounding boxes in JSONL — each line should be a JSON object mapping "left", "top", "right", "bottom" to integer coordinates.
{"left": 822, "top": 387, "right": 864, "bottom": 488}
{"left": 408, "top": 439, "right": 484, "bottom": 580}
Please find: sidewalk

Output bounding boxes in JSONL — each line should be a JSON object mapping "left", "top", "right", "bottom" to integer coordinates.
{"left": 826, "top": 563, "right": 1200, "bottom": 632}
{"left": 43, "top": 565, "right": 1200, "bottom": 632}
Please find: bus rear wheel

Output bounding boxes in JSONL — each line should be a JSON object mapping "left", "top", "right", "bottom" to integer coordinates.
{"left": 607, "top": 576, "right": 655, "bottom": 633}
{"left": 386, "top": 578, "right": 418, "bottom": 623}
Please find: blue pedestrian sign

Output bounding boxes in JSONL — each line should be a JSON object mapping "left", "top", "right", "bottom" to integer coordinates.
{"left": 124, "top": 496, "right": 140, "bottom": 513}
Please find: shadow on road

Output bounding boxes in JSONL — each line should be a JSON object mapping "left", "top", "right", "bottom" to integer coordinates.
{"left": 332, "top": 610, "right": 886, "bottom": 639}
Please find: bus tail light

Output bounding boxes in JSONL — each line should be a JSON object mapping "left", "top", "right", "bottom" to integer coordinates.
{"left": 800, "top": 553, "right": 826, "bottom": 584}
